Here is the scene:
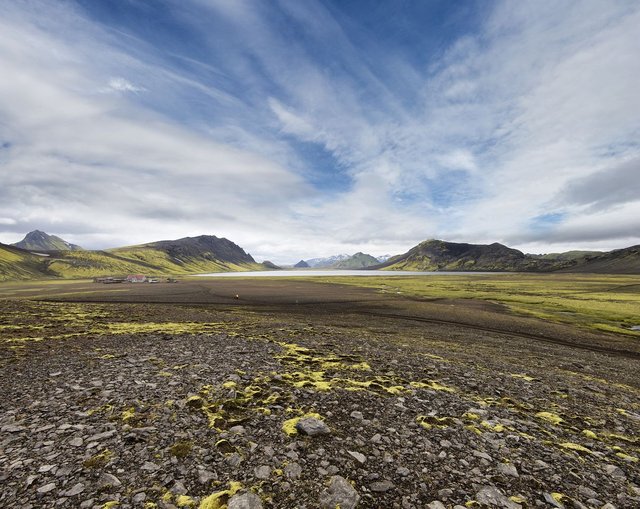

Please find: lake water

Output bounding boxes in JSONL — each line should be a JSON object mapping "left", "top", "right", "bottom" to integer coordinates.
{"left": 196, "top": 270, "right": 486, "bottom": 278}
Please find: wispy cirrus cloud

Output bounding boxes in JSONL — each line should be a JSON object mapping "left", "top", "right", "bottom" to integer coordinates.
{"left": 0, "top": 0, "right": 638, "bottom": 262}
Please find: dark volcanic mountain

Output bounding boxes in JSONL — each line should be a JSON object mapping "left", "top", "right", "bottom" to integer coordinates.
{"left": 376, "top": 240, "right": 535, "bottom": 271}
{"left": 12, "top": 230, "right": 82, "bottom": 251}
{"left": 377, "top": 239, "right": 640, "bottom": 273}
{"left": 143, "top": 235, "right": 255, "bottom": 265}
{"left": 294, "top": 260, "right": 310, "bottom": 268}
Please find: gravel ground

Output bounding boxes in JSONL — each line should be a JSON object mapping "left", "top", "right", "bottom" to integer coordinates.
{"left": 0, "top": 293, "right": 639, "bottom": 509}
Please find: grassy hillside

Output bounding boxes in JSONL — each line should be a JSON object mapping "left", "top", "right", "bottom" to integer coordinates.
{"left": 0, "top": 244, "right": 52, "bottom": 281}
{"left": 0, "top": 235, "right": 268, "bottom": 281}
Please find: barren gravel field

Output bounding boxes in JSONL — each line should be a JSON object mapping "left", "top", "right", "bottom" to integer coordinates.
{"left": 0, "top": 278, "right": 639, "bottom": 509}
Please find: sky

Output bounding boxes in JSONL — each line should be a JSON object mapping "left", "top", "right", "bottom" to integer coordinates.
{"left": 0, "top": 0, "right": 639, "bottom": 264}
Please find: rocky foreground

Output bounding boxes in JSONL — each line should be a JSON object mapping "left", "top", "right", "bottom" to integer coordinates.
{"left": 0, "top": 299, "right": 639, "bottom": 509}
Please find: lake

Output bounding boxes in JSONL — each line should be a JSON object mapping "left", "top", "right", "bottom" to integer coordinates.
{"left": 196, "top": 270, "right": 487, "bottom": 277}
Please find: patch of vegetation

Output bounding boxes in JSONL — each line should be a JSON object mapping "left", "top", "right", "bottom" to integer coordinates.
{"left": 320, "top": 274, "right": 640, "bottom": 336}
{"left": 169, "top": 440, "right": 194, "bottom": 458}
{"left": 83, "top": 449, "right": 114, "bottom": 468}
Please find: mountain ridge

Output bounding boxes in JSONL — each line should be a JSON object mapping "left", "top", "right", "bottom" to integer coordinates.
{"left": 2, "top": 233, "right": 640, "bottom": 281}
{"left": 0, "top": 234, "right": 268, "bottom": 281}
{"left": 376, "top": 239, "right": 640, "bottom": 273}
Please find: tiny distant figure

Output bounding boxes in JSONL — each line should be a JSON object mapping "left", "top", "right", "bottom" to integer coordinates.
{"left": 234, "top": 294, "right": 240, "bottom": 300}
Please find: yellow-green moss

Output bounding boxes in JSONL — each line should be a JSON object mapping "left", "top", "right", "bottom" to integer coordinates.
{"left": 559, "top": 442, "right": 591, "bottom": 454}
{"left": 169, "top": 441, "right": 194, "bottom": 458}
{"left": 416, "top": 415, "right": 453, "bottom": 430}
{"left": 176, "top": 495, "right": 197, "bottom": 507}
{"left": 83, "top": 449, "right": 114, "bottom": 468}
{"left": 535, "top": 411, "right": 564, "bottom": 426}
{"left": 198, "top": 481, "right": 243, "bottom": 509}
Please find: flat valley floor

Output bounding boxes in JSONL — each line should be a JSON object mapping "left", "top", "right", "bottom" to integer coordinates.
{"left": 0, "top": 277, "right": 639, "bottom": 508}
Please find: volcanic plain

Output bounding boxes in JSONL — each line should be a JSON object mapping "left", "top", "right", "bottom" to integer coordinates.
{"left": 0, "top": 276, "right": 639, "bottom": 509}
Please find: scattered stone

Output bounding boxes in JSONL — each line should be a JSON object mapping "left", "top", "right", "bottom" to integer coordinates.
{"left": 68, "top": 437, "right": 83, "bottom": 447}
{"left": 476, "top": 486, "right": 521, "bottom": 509}
{"left": 254, "top": 465, "right": 271, "bottom": 480}
{"left": 284, "top": 462, "right": 302, "bottom": 480}
{"left": 141, "top": 461, "right": 160, "bottom": 472}
{"left": 37, "top": 483, "right": 56, "bottom": 494}
{"left": 86, "top": 430, "right": 117, "bottom": 442}
{"left": 497, "top": 462, "right": 519, "bottom": 477}
{"left": 370, "top": 480, "right": 394, "bottom": 493}
{"left": 228, "top": 492, "right": 264, "bottom": 509}
{"left": 604, "top": 464, "right": 625, "bottom": 479}
{"left": 543, "top": 492, "right": 564, "bottom": 508}
{"left": 319, "top": 476, "right": 360, "bottom": 509}
{"left": 578, "top": 486, "right": 598, "bottom": 499}
{"left": 98, "top": 473, "right": 122, "bottom": 488}
{"left": 1, "top": 424, "right": 26, "bottom": 433}
{"left": 132, "top": 492, "right": 147, "bottom": 503}
{"left": 350, "top": 411, "right": 364, "bottom": 420}
{"left": 198, "top": 470, "right": 217, "bottom": 484}
{"left": 427, "top": 502, "right": 447, "bottom": 509}
{"left": 348, "top": 451, "right": 366, "bottom": 464}
{"left": 64, "top": 483, "right": 85, "bottom": 497}
{"left": 396, "top": 466, "right": 410, "bottom": 477}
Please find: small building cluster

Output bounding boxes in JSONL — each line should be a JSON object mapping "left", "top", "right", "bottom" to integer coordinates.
{"left": 93, "top": 275, "right": 177, "bottom": 284}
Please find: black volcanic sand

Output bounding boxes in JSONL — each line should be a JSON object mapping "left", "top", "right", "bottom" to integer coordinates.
{"left": 0, "top": 279, "right": 639, "bottom": 509}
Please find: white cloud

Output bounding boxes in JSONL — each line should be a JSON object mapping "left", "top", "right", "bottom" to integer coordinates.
{"left": 103, "top": 77, "right": 146, "bottom": 93}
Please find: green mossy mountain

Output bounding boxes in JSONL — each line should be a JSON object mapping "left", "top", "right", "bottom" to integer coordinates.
{"left": 376, "top": 239, "right": 640, "bottom": 273}
{"left": 332, "top": 252, "right": 379, "bottom": 269}
{"left": 12, "top": 230, "right": 83, "bottom": 251}
{"left": 0, "top": 235, "right": 268, "bottom": 281}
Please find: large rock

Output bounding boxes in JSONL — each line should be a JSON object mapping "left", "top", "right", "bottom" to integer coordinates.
{"left": 319, "top": 476, "right": 360, "bottom": 509}
{"left": 228, "top": 492, "right": 263, "bottom": 509}
{"left": 476, "top": 486, "right": 522, "bottom": 508}
{"left": 296, "top": 417, "right": 330, "bottom": 436}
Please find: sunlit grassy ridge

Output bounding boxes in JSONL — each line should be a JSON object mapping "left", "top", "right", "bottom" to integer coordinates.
{"left": 306, "top": 274, "right": 640, "bottom": 336}
{"left": 0, "top": 244, "right": 52, "bottom": 281}
{"left": 0, "top": 242, "right": 264, "bottom": 281}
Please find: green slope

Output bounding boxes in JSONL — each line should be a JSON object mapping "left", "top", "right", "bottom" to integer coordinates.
{"left": 0, "top": 244, "right": 53, "bottom": 281}
{"left": 0, "top": 235, "right": 269, "bottom": 281}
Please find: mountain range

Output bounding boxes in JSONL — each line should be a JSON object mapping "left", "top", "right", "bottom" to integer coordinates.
{"left": 299, "top": 253, "right": 382, "bottom": 269}
{"left": 1, "top": 231, "right": 639, "bottom": 281}
{"left": 376, "top": 239, "right": 640, "bottom": 274}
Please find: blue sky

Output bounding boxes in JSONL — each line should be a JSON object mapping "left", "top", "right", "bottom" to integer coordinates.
{"left": 0, "top": 0, "right": 639, "bottom": 263}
